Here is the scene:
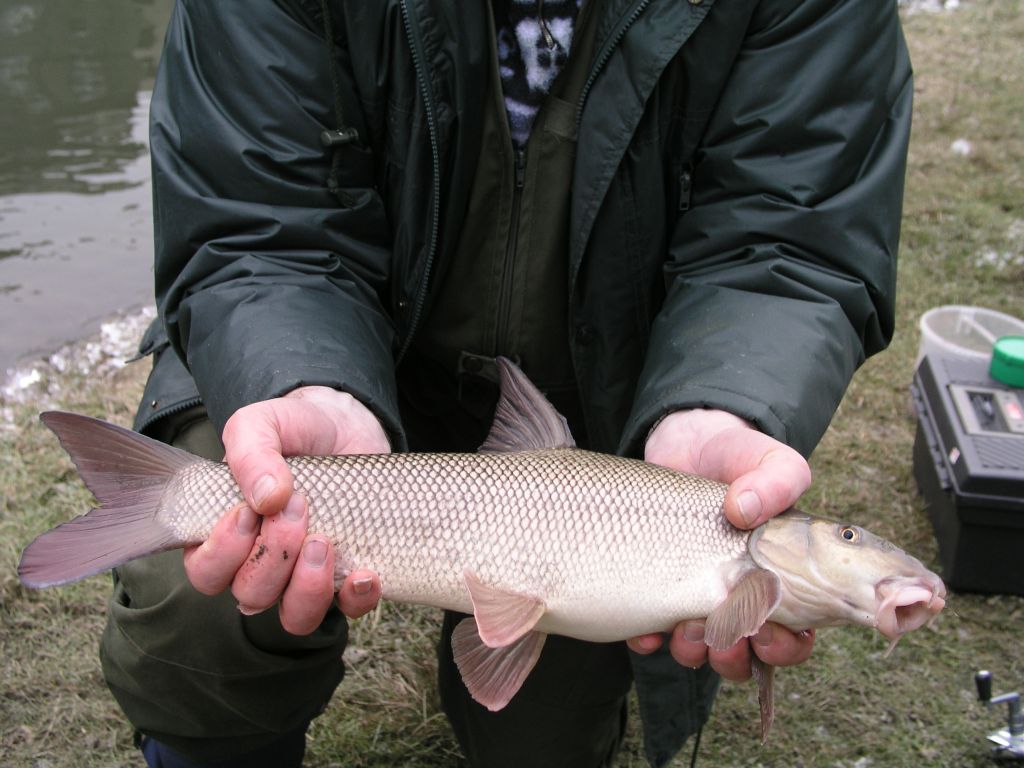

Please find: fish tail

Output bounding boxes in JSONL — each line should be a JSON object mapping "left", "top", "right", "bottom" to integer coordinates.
{"left": 18, "top": 412, "right": 199, "bottom": 589}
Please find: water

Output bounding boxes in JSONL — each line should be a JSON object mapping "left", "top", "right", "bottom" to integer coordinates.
{"left": 0, "top": 0, "right": 174, "bottom": 376}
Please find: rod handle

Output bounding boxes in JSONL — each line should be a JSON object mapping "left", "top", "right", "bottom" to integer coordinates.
{"left": 976, "top": 670, "right": 993, "bottom": 703}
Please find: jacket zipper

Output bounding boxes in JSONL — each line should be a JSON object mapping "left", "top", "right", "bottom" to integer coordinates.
{"left": 135, "top": 396, "right": 203, "bottom": 436}
{"left": 396, "top": 0, "right": 442, "bottom": 365}
{"left": 574, "top": 0, "right": 652, "bottom": 132}
{"left": 496, "top": 147, "right": 527, "bottom": 354}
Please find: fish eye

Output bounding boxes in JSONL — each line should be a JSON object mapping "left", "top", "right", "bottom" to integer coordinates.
{"left": 839, "top": 525, "right": 860, "bottom": 543}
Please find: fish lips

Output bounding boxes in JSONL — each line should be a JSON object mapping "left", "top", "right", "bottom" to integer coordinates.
{"left": 873, "top": 574, "right": 946, "bottom": 640}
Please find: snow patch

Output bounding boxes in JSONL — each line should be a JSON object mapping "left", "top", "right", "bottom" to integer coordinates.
{"left": 900, "top": 0, "right": 962, "bottom": 13}
{"left": 973, "top": 220, "right": 1024, "bottom": 271}
{"left": 950, "top": 138, "right": 972, "bottom": 157}
{"left": 1, "top": 306, "right": 156, "bottom": 421}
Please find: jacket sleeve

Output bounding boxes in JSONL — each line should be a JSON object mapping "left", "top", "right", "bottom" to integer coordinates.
{"left": 150, "top": 0, "right": 403, "bottom": 442}
{"left": 623, "top": 0, "right": 912, "bottom": 457}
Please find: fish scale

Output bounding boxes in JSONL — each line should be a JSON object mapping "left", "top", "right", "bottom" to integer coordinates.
{"left": 165, "top": 448, "right": 747, "bottom": 642}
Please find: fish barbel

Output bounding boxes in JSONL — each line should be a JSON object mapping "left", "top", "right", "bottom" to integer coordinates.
{"left": 18, "top": 358, "right": 945, "bottom": 737}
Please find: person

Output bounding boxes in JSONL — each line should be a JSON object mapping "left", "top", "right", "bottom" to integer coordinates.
{"left": 108, "top": 0, "right": 912, "bottom": 766}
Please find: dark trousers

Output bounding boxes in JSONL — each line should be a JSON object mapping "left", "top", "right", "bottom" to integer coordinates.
{"left": 100, "top": 406, "right": 633, "bottom": 767}
{"left": 438, "top": 612, "right": 631, "bottom": 768}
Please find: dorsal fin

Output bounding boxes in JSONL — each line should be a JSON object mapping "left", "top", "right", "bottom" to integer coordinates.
{"left": 479, "top": 357, "right": 575, "bottom": 453}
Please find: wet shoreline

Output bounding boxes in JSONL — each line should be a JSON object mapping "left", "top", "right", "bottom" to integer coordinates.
{"left": 1, "top": 304, "right": 155, "bottom": 422}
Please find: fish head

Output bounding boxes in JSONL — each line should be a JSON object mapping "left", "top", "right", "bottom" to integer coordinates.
{"left": 748, "top": 511, "right": 946, "bottom": 641}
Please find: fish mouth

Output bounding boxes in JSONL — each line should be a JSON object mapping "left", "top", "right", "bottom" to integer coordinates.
{"left": 874, "top": 574, "right": 947, "bottom": 642}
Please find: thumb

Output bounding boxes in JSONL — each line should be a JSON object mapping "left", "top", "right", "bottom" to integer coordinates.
{"left": 723, "top": 439, "right": 811, "bottom": 529}
{"left": 222, "top": 403, "right": 295, "bottom": 517}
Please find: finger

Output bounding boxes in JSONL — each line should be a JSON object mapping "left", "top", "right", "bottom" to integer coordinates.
{"left": 626, "top": 634, "right": 665, "bottom": 655}
{"left": 715, "top": 434, "right": 811, "bottom": 529}
{"left": 337, "top": 568, "right": 382, "bottom": 620}
{"left": 183, "top": 504, "right": 260, "bottom": 595}
{"left": 751, "top": 623, "right": 816, "bottom": 667}
{"left": 668, "top": 621, "right": 753, "bottom": 680}
{"left": 231, "top": 493, "right": 309, "bottom": 612}
{"left": 222, "top": 404, "right": 295, "bottom": 517}
{"left": 666, "top": 621, "right": 711, "bottom": 669}
{"left": 707, "top": 640, "right": 755, "bottom": 682}
{"left": 278, "top": 536, "right": 337, "bottom": 635}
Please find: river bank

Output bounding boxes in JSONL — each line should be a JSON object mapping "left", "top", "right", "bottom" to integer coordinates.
{"left": 1, "top": 305, "right": 154, "bottom": 425}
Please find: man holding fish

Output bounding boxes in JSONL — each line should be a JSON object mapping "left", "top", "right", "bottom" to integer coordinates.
{"left": 74, "top": 0, "right": 916, "bottom": 766}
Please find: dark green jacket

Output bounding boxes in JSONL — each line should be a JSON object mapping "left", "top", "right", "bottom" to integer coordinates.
{"left": 138, "top": 0, "right": 911, "bottom": 762}
{"left": 144, "top": 0, "right": 911, "bottom": 460}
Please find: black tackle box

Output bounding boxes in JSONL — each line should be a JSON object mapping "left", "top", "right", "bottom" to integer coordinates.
{"left": 911, "top": 353, "right": 1024, "bottom": 595}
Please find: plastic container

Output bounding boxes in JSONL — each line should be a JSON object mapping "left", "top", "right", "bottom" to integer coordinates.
{"left": 917, "top": 305, "right": 1024, "bottom": 364}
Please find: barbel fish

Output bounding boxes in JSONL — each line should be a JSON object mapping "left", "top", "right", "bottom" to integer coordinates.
{"left": 18, "top": 358, "right": 945, "bottom": 738}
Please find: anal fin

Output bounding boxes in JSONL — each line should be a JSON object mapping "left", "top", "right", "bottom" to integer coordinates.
{"left": 451, "top": 617, "right": 547, "bottom": 711}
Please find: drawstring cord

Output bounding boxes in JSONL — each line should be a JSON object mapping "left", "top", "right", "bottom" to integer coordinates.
{"left": 689, "top": 725, "right": 703, "bottom": 767}
{"left": 537, "top": 0, "right": 558, "bottom": 49}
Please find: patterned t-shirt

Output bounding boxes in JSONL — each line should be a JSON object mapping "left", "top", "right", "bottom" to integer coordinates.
{"left": 492, "top": 0, "right": 583, "bottom": 147}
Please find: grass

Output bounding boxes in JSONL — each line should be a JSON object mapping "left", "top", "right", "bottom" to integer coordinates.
{"left": 2, "top": 0, "right": 1023, "bottom": 765}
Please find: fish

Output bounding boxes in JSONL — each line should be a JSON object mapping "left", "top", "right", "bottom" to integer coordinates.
{"left": 18, "top": 358, "right": 945, "bottom": 739}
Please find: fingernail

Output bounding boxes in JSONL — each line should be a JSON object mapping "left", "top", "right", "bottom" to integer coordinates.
{"left": 237, "top": 603, "right": 264, "bottom": 616}
{"left": 754, "top": 624, "right": 773, "bottom": 646}
{"left": 303, "top": 539, "right": 328, "bottom": 567}
{"left": 737, "top": 490, "right": 763, "bottom": 527}
{"left": 352, "top": 576, "right": 374, "bottom": 595}
{"left": 637, "top": 635, "right": 661, "bottom": 652}
{"left": 683, "top": 621, "right": 705, "bottom": 643}
{"left": 252, "top": 475, "right": 276, "bottom": 508}
{"left": 235, "top": 505, "right": 258, "bottom": 535}
{"left": 282, "top": 493, "right": 305, "bottom": 522}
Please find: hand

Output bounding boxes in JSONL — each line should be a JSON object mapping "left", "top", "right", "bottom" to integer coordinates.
{"left": 629, "top": 409, "right": 815, "bottom": 680}
{"left": 182, "top": 386, "right": 389, "bottom": 635}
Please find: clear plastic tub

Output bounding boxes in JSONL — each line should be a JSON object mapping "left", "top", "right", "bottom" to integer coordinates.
{"left": 917, "top": 305, "right": 1024, "bottom": 364}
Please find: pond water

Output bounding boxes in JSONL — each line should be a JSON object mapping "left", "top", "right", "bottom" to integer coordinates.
{"left": 0, "top": 0, "right": 174, "bottom": 376}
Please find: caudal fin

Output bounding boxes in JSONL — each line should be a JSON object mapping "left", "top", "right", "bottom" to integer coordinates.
{"left": 18, "top": 412, "right": 199, "bottom": 588}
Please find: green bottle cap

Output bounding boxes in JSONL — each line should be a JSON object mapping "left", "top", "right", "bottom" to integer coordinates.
{"left": 990, "top": 336, "right": 1024, "bottom": 388}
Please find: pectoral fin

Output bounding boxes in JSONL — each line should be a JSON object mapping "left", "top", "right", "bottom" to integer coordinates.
{"left": 704, "top": 568, "right": 781, "bottom": 651}
{"left": 451, "top": 617, "right": 547, "bottom": 711}
{"left": 463, "top": 571, "right": 546, "bottom": 648}
{"left": 751, "top": 656, "right": 775, "bottom": 743}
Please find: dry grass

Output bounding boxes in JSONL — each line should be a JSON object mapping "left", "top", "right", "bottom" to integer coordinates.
{"left": 2, "top": 0, "right": 1023, "bottom": 765}
{"left": 1, "top": 359, "right": 150, "bottom": 767}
